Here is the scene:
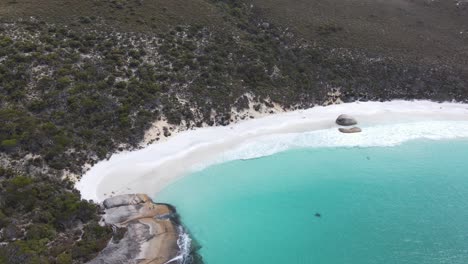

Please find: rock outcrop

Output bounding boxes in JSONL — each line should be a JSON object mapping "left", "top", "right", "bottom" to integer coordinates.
{"left": 338, "top": 127, "right": 362, "bottom": 133}
{"left": 88, "top": 194, "right": 183, "bottom": 264}
{"left": 335, "top": 114, "right": 358, "bottom": 126}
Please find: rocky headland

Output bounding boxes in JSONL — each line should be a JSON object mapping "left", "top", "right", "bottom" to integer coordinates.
{"left": 88, "top": 194, "right": 187, "bottom": 264}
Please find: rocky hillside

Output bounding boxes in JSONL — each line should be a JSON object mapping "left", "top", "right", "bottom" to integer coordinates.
{"left": 0, "top": 0, "right": 467, "bottom": 263}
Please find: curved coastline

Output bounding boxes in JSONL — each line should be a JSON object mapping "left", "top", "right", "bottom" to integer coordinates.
{"left": 76, "top": 100, "right": 468, "bottom": 202}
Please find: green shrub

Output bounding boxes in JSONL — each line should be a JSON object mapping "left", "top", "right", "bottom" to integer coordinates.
{"left": 25, "top": 224, "right": 56, "bottom": 241}
{"left": 57, "top": 77, "right": 72, "bottom": 89}
{"left": 1, "top": 139, "right": 18, "bottom": 148}
{"left": 0, "top": 210, "right": 9, "bottom": 229}
{"left": 8, "top": 175, "right": 33, "bottom": 188}
{"left": 56, "top": 252, "right": 72, "bottom": 264}
{"left": 0, "top": 36, "right": 13, "bottom": 47}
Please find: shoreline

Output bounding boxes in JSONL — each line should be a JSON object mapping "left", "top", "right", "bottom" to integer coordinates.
{"left": 76, "top": 100, "right": 468, "bottom": 202}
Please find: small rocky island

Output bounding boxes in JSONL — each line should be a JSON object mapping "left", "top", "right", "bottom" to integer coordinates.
{"left": 88, "top": 194, "right": 186, "bottom": 264}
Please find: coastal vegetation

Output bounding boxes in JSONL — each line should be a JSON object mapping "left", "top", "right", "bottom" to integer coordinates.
{"left": 0, "top": 167, "right": 112, "bottom": 263}
{"left": 0, "top": 0, "right": 467, "bottom": 262}
{"left": 1, "top": 1, "right": 467, "bottom": 176}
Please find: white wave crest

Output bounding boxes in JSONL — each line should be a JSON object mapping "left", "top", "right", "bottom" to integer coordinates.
{"left": 214, "top": 121, "right": 468, "bottom": 163}
{"left": 76, "top": 101, "right": 468, "bottom": 202}
{"left": 176, "top": 226, "right": 192, "bottom": 264}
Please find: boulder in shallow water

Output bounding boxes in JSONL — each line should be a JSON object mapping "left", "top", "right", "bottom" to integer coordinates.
{"left": 338, "top": 127, "right": 362, "bottom": 133}
{"left": 336, "top": 114, "right": 357, "bottom": 126}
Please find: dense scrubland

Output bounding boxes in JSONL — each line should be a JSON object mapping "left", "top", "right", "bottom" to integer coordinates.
{"left": 0, "top": 0, "right": 467, "bottom": 262}
{"left": 0, "top": 167, "right": 112, "bottom": 263}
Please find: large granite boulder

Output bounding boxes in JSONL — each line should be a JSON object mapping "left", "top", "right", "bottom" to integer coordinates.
{"left": 103, "top": 194, "right": 150, "bottom": 209}
{"left": 336, "top": 114, "right": 357, "bottom": 126}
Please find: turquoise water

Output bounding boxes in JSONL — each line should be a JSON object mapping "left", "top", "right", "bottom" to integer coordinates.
{"left": 157, "top": 139, "right": 468, "bottom": 264}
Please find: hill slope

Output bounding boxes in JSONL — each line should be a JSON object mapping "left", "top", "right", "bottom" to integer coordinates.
{"left": 0, "top": 0, "right": 467, "bottom": 263}
{"left": 252, "top": 0, "right": 468, "bottom": 64}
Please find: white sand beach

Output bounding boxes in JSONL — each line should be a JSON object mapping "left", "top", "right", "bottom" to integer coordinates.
{"left": 76, "top": 101, "right": 468, "bottom": 202}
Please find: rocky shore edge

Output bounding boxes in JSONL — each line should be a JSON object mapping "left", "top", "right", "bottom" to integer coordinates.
{"left": 88, "top": 194, "right": 196, "bottom": 264}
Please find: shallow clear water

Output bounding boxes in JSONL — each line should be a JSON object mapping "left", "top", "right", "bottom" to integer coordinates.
{"left": 156, "top": 139, "right": 468, "bottom": 264}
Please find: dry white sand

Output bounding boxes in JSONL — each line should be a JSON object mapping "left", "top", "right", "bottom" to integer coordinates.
{"left": 76, "top": 100, "right": 468, "bottom": 202}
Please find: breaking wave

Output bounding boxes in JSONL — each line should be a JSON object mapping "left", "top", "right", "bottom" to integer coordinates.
{"left": 210, "top": 121, "right": 468, "bottom": 165}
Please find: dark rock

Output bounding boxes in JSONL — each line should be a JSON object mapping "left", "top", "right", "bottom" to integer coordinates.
{"left": 336, "top": 114, "right": 358, "bottom": 126}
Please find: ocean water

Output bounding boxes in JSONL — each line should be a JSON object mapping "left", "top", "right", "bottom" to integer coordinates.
{"left": 156, "top": 139, "right": 468, "bottom": 264}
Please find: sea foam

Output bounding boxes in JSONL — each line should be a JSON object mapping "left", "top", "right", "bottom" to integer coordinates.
{"left": 215, "top": 121, "right": 468, "bottom": 164}
{"left": 76, "top": 101, "right": 468, "bottom": 202}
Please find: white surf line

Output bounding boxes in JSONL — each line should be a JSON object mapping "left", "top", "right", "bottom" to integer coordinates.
{"left": 76, "top": 100, "right": 468, "bottom": 202}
